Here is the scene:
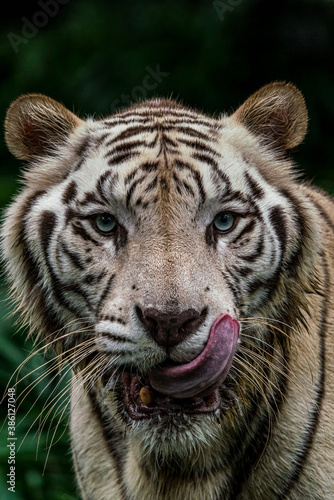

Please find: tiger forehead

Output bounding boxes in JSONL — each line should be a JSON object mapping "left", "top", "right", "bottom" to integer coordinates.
{"left": 71, "top": 110, "right": 254, "bottom": 213}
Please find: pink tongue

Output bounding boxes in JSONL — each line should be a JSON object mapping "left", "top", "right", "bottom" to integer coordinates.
{"left": 148, "top": 314, "right": 240, "bottom": 399}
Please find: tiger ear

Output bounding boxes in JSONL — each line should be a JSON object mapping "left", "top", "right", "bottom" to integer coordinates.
{"left": 231, "top": 82, "right": 308, "bottom": 151}
{"left": 5, "top": 94, "right": 84, "bottom": 161}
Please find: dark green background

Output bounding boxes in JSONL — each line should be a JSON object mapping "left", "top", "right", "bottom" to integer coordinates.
{"left": 0, "top": 1, "right": 333, "bottom": 499}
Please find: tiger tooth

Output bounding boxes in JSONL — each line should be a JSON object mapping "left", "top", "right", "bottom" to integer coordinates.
{"left": 139, "top": 386, "right": 154, "bottom": 405}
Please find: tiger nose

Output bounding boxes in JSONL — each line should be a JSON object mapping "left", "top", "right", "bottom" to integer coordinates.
{"left": 135, "top": 306, "right": 207, "bottom": 350}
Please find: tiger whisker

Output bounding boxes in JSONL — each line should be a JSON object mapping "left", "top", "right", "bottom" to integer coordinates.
{"left": 42, "top": 396, "right": 72, "bottom": 475}
{"left": 236, "top": 349, "right": 286, "bottom": 407}
{"left": 30, "top": 349, "right": 112, "bottom": 459}
{"left": 240, "top": 317, "right": 296, "bottom": 339}
{"left": 9, "top": 336, "right": 96, "bottom": 405}
{"left": 36, "top": 346, "right": 102, "bottom": 438}
{"left": 240, "top": 316, "right": 301, "bottom": 336}
{"left": 232, "top": 358, "right": 277, "bottom": 414}
{"left": 18, "top": 346, "right": 98, "bottom": 452}
{"left": 2, "top": 323, "right": 95, "bottom": 401}
{"left": 14, "top": 339, "right": 97, "bottom": 413}
{"left": 239, "top": 337, "right": 309, "bottom": 396}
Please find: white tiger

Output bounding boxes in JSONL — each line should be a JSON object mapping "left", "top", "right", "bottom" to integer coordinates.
{"left": 2, "top": 82, "right": 334, "bottom": 499}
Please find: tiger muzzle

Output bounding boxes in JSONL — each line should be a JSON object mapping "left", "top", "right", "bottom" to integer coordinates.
{"left": 117, "top": 314, "right": 240, "bottom": 419}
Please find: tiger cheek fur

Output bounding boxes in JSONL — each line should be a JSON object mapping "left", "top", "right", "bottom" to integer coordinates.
{"left": 2, "top": 83, "right": 334, "bottom": 500}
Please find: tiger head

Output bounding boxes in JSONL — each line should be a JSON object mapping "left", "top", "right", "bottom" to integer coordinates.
{"left": 2, "top": 83, "right": 318, "bottom": 465}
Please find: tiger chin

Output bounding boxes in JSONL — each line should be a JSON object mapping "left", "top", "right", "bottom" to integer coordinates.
{"left": 2, "top": 82, "right": 334, "bottom": 500}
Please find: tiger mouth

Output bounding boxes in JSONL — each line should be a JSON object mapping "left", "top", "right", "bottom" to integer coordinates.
{"left": 121, "top": 372, "right": 221, "bottom": 419}
{"left": 115, "top": 313, "right": 240, "bottom": 420}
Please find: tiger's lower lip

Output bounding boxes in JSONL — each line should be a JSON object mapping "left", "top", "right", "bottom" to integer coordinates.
{"left": 147, "top": 314, "right": 240, "bottom": 399}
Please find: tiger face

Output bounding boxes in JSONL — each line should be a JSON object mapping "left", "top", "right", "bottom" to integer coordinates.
{"left": 5, "top": 83, "right": 332, "bottom": 499}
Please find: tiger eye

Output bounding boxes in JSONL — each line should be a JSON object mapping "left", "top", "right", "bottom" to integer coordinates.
{"left": 213, "top": 212, "right": 236, "bottom": 232}
{"left": 95, "top": 213, "right": 117, "bottom": 234}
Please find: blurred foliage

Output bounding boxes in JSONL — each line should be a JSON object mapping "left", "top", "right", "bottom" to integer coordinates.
{"left": 0, "top": 0, "right": 333, "bottom": 498}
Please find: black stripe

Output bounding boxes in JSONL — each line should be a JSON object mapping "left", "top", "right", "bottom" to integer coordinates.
{"left": 95, "top": 274, "right": 116, "bottom": 313}
{"left": 205, "top": 223, "right": 218, "bottom": 247}
{"left": 126, "top": 176, "right": 147, "bottom": 207}
{"left": 106, "top": 139, "right": 145, "bottom": 157}
{"left": 246, "top": 271, "right": 279, "bottom": 296}
{"left": 40, "top": 210, "right": 57, "bottom": 253}
{"left": 191, "top": 152, "right": 231, "bottom": 191}
{"left": 71, "top": 221, "right": 102, "bottom": 246}
{"left": 60, "top": 240, "right": 84, "bottom": 270}
{"left": 178, "top": 138, "right": 217, "bottom": 155}
{"left": 144, "top": 177, "right": 158, "bottom": 193}
{"left": 235, "top": 265, "right": 253, "bottom": 277}
{"left": 99, "top": 314, "right": 126, "bottom": 324}
{"left": 162, "top": 135, "right": 177, "bottom": 148}
{"left": 244, "top": 171, "right": 265, "bottom": 199}
{"left": 77, "top": 191, "right": 105, "bottom": 208}
{"left": 61, "top": 282, "right": 95, "bottom": 313}
{"left": 110, "top": 108, "right": 213, "bottom": 121}
{"left": 278, "top": 259, "right": 328, "bottom": 497}
{"left": 191, "top": 151, "right": 219, "bottom": 169}
{"left": 172, "top": 125, "right": 213, "bottom": 141}
{"left": 140, "top": 160, "right": 159, "bottom": 173}
{"left": 231, "top": 219, "right": 256, "bottom": 244}
{"left": 172, "top": 172, "right": 195, "bottom": 197}
{"left": 105, "top": 124, "right": 213, "bottom": 146}
{"left": 114, "top": 225, "right": 128, "bottom": 252}
{"left": 269, "top": 206, "right": 287, "bottom": 257}
{"left": 93, "top": 131, "right": 111, "bottom": 148}
{"left": 105, "top": 126, "right": 155, "bottom": 146}
{"left": 106, "top": 151, "right": 140, "bottom": 166}
{"left": 72, "top": 157, "right": 86, "bottom": 172}
{"left": 191, "top": 169, "right": 206, "bottom": 205}
{"left": 240, "top": 236, "right": 264, "bottom": 262}
{"left": 173, "top": 159, "right": 194, "bottom": 172}
{"left": 146, "top": 133, "right": 159, "bottom": 148}
{"left": 97, "top": 171, "right": 119, "bottom": 205}
{"left": 221, "top": 270, "right": 242, "bottom": 306}
{"left": 104, "top": 115, "right": 216, "bottom": 128}
{"left": 173, "top": 154, "right": 229, "bottom": 199}
{"left": 230, "top": 334, "right": 289, "bottom": 499}
{"left": 124, "top": 169, "right": 137, "bottom": 185}
{"left": 18, "top": 191, "right": 46, "bottom": 291}
{"left": 16, "top": 192, "right": 65, "bottom": 337}
{"left": 75, "top": 138, "right": 91, "bottom": 158}
{"left": 62, "top": 180, "right": 78, "bottom": 205}
{"left": 87, "top": 389, "right": 128, "bottom": 499}
{"left": 84, "top": 271, "right": 107, "bottom": 285}
{"left": 278, "top": 189, "right": 309, "bottom": 281}
{"left": 99, "top": 333, "right": 135, "bottom": 343}
{"left": 182, "top": 180, "right": 195, "bottom": 197}
{"left": 39, "top": 211, "right": 84, "bottom": 319}
{"left": 172, "top": 164, "right": 203, "bottom": 201}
